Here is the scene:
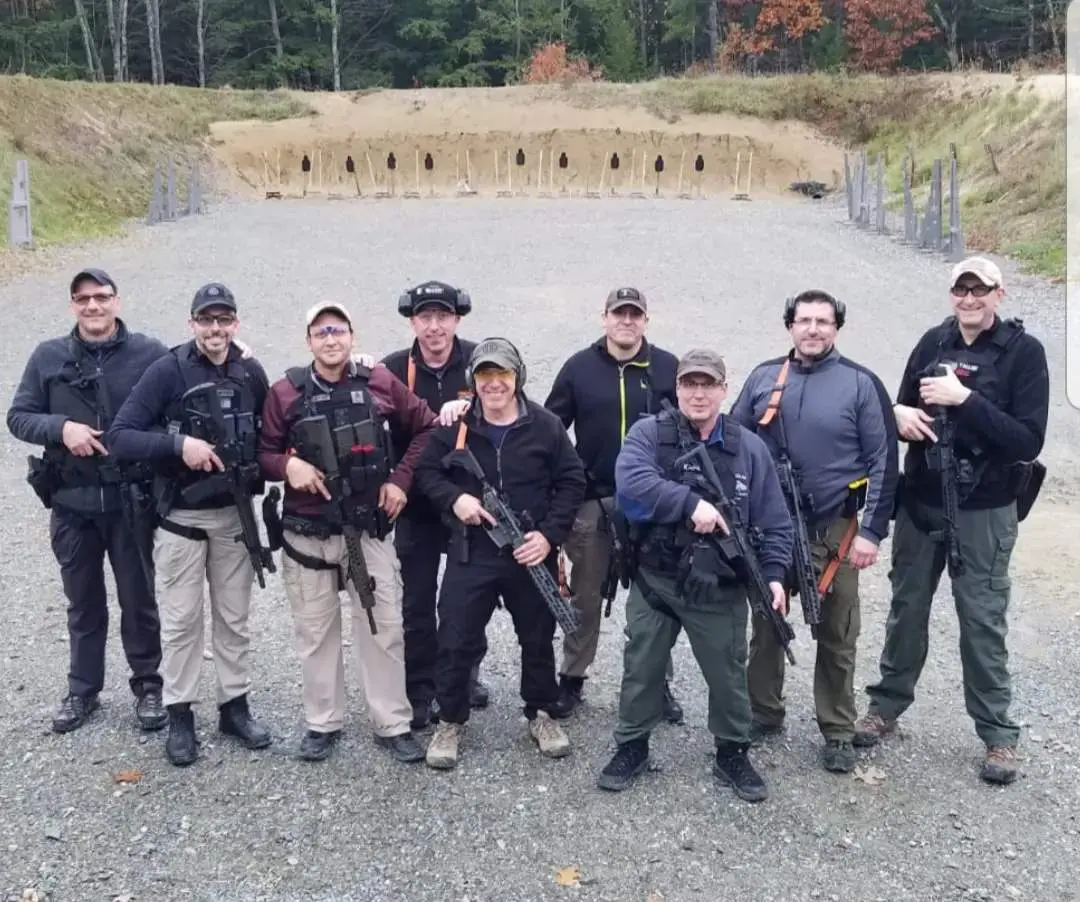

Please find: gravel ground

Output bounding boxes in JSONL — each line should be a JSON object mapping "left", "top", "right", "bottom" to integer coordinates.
{"left": 1, "top": 194, "right": 1078, "bottom": 902}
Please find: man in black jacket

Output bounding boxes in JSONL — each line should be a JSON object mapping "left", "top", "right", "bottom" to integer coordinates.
{"left": 544, "top": 287, "right": 683, "bottom": 721}
{"left": 414, "top": 338, "right": 587, "bottom": 770}
{"left": 380, "top": 280, "right": 489, "bottom": 728}
{"left": 855, "top": 257, "right": 1050, "bottom": 786}
{"left": 108, "top": 283, "right": 273, "bottom": 767}
{"left": 6, "top": 268, "right": 168, "bottom": 735}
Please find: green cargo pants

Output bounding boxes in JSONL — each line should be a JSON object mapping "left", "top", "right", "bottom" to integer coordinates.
{"left": 613, "top": 566, "right": 750, "bottom": 746}
{"left": 864, "top": 498, "right": 1020, "bottom": 748}
{"left": 747, "top": 516, "right": 861, "bottom": 741}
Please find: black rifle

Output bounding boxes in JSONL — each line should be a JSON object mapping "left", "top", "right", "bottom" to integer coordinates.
{"left": 598, "top": 498, "right": 632, "bottom": 618}
{"left": 291, "top": 413, "right": 384, "bottom": 635}
{"left": 673, "top": 442, "right": 797, "bottom": 665}
{"left": 447, "top": 447, "right": 582, "bottom": 634}
{"left": 923, "top": 365, "right": 964, "bottom": 578}
{"left": 179, "top": 382, "right": 277, "bottom": 589}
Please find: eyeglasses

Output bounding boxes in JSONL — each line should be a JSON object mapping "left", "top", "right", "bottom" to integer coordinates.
{"left": 72, "top": 291, "right": 116, "bottom": 306}
{"left": 309, "top": 324, "right": 351, "bottom": 339}
{"left": 193, "top": 313, "right": 237, "bottom": 327}
{"left": 951, "top": 283, "right": 994, "bottom": 298}
{"left": 473, "top": 367, "right": 514, "bottom": 382}
{"left": 678, "top": 377, "right": 722, "bottom": 392}
{"left": 792, "top": 316, "right": 836, "bottom": 329}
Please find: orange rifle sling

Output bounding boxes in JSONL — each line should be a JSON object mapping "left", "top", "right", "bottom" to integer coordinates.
{"left": 407, "top": 355, "right": 416, "bottom": 393}
{"left": 758, "top": 358, "right": 791, "bottom": 427}
{"left": 818, "top": 517, "right": 858, "bottom": 595}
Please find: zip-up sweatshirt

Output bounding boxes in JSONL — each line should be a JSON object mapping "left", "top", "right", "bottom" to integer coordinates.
{"left": 544, "top": 337, "right": 677, "bottom": 500}
{"left": 728, "top": 347, "right": 899, "bottom": 543}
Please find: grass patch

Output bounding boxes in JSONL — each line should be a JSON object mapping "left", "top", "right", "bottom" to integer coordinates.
{"left": 0, "top": 76, "right": 314, "bottom": 249}
{"left": 639, "top": 73, "right": 1065, "bottom": 280}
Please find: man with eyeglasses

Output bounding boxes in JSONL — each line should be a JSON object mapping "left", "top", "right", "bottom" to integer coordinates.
{"left": 728, "top": 290, "right": 898, "bottom": 774}
{"left": 543, "top": 287, "right": 682, "bottom": 722}
{"left": 855, "top": 256, "right": 1049, "bottom": 786}
{"left": 7, "top": 268, "right": 169, "bottom": 735}
{"left": 257, "top": 302, "right": 437, "bottom": 764}
{"left": 414, "top": 338, "right": 587, "bottom": 771}
{"left": 379, "top": 281, "right": 491, "bottom": 730}
{"left": 597, "top": 349, "right": 793, "bottom": 802}
{"left": 108, "top": 283, "right": 274, "bottom": 767}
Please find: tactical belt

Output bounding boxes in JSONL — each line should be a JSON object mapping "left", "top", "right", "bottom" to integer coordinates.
{"left": 158, "top": 518, "right": 209, "bottom": 542}
{"left": 281, "top": 515, "right": 347, "bottom": 584}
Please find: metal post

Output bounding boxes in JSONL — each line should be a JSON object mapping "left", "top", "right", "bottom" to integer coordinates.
{"left": 844, "top": 154, "right": 854, "bottom": 220}
{"left": 8, "top": 159, "right": 33, "bottom": 248}
{"left": 187, "top": 161, "right": 203, "bottom": 216}
{"left": 948, "top": 156, "right": 964, "bottom": 262}
{"left": 165, "top": 156, "right": 178, "bottom": 220}
{"left": 931, "top": 158, "right": 944, "bottom": 252}
{"left": 858, "top": 151, "right": 870, "bottom": 228}
{"left": 147, "top": 165, "right": 164, "bottom": 225}
{"left": 902, "top": 161, "right": 915, "bottom": 243}
{"left": 875, "top": 153, "right": 886, "bottom": 233}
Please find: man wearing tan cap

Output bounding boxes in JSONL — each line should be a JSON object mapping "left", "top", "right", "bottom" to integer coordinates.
{"left": 598, "top": 348, "right": 794, "bottom": 802}
{"left": 856, "top": 256, "right": 1049, "bottom": 786}
{"left": 257, "top": 302, "right": 437, "bottom": 764}
{"left": 544, "top": 287, "right": 682, "bottom": 722}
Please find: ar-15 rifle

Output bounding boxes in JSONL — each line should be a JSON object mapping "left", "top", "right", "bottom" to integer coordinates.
{"left": 447, "top": 447, "right": 582, "bottom": 635}
{"left": 598, "top": 497, "right": 633, "bottom": 618}
{"left": 291, "top": 413, "right": 388, "bottom": 635}
{"left": 673, "top": 442, "right": 797, "bottom": 665}
{"left": 179, "top": 381, "right": 278, "bottom": 589}
{"left": 922, "top": 364, "right": 964, "bottom": 579}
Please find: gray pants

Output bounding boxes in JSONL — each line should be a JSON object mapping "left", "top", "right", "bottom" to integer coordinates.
{"left": 865, "top": 499, "right": 1020, "bottom": 748}
{"left": 613, "top": 567, "right": 750, "bottom": 746}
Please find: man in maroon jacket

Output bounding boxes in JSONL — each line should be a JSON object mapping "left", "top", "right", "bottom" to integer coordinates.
{"left": 258, "top": 302, "right": 438, "bottom": 763}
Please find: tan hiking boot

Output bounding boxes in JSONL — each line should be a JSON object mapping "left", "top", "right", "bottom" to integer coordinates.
{"left": 425, "top": 722, "right": 462, "bottom": 770}
{"left": 981, "top": 746, "right": 1019, "bottom": 785}
{"left": 853, "top": 711, "right": 896, "bottom": 747}
{"left": 528, "top": 711, "right": 570, "bottom": 758}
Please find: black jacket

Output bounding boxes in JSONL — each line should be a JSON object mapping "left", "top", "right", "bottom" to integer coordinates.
{"left": 412, "top": 394, "right": 587, "bottom": 555}
{"left": 6, "top": 319, "right": 170, "bottom": 515}
{"left": 544, "top": 337, "right": 678, "bottom": 500}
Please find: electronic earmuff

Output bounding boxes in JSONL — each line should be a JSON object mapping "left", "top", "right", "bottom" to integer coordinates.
{"left": 397, "top": 282, "right": 472, "bottom": 318}
{"left": 465, "top": 337, "right": 527, "bottom": 390}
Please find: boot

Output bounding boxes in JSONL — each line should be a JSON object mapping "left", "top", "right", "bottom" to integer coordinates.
{"left": 713, "top": 741, "right": 768, "bottom": 803}
{"left": 597, "top": 737, "right": 650, "bottom": 792}
{"left": 51, "top": 692, "right": 100, "bottom": 734}
{"left": 134, "top": 687, "right": 167, "bottom": 732}
{"left": 218, "top": 694, "right": 272, "bottom": 750}
{"left": 425, "top": 721, "right": 463, "bottom": 770}
{"left": 551, "top": 675, "right": 585, "bottom": 719}
{"left": 165, "top": 703, "right": 199, "bottom": 767}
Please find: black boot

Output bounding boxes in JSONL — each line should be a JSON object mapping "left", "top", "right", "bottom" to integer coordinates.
{"left": 597, "top": 736, "right": 650, "bottom": 792}
{"left": 550, "top": 675, "right": 584, "bottom": 719}
{"left": 218, "top": 694, "right": 272, "bottom": 750}
{"left": 165, "top": 703, "right": 199, "bottom": 767}
{"left": 713, "top": 741, "right": 768, "bottom": 802}
{"left": 298, "top": 729, "right": 341, "bottom": 762}
{"left": 51, "top": 692, "right": 100, "bottom": 734}
{"left": 134, "top": 687, "right": 167, "bottom": 732}
{"left": 662, "top": 682, "right": 684, "bottom": 725}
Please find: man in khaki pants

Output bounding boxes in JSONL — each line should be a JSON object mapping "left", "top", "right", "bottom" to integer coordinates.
{"left": 258, "top": 302, "right": 438, "bottom": 763}
{"left": 109, "top": 283, "right": 275, "bottom": 767}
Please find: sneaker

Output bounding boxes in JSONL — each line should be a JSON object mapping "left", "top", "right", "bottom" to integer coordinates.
{"left": 853, "top": 711, "right": 896, "bottom": 747}
{"left": 597, "top": 738, "right": 650, "bottom": 792}
{"left": 980, "top": 745, "right": 1019, "bottom": 785}
{"left": 528, "top": 711, "right": 570, "bottom": 758}
{"left": 426, "top": 721, "right": 462, "bottom": 770}
{"left": 134, "top": 688, "right": 167, "bottom": 732}
{"left": 51, "top": 692, "right": 100, "bottom": 733}
{"left": 376, "top": 731, "right": 426, "bottom": 763}
{"left": 714, "top": 742, "right": 769, "bottom": 803}
{"left": 823, "top": 739, "right": 857, "bottom": 773}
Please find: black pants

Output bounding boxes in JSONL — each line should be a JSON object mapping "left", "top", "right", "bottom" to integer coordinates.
{"left": 49, "top": 505, "right": 163, "bottom": 698}
{"left": 396, "top": 515, "right": 487, "bottom": 708}
{"left": 434, "top": 548, "right": 560, "bottom": 724}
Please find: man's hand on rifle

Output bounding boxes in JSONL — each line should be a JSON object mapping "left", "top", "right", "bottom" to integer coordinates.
{"left": 452, "top": 493, "right": 496, "bottom": 527}
{"left": 690, "top": 498, "right": 730, "bottom": 535}
{"left": 181, "top": 437, "right": 224, "bottom": 472}
{"left": 513, "top": 531, "right": 551, "bottom": 567}
{"left": 285, "top": 456, "right": 331, "bottom": 500}
{"left": 62, "top": 421, "right": 108, "bottom": 457}
{"left": 379, "top": 482, "right": 407, "bottom": 520}
{"left": 847, "top": 535, "right": 879, "bottom": 570}
{"left": 893, "top": 404, "right": 938, "bottom": 443}
{"left": 768, "top": 581, "right": 788, "bottom": 615}
{"left": 919, "top": 363, "right": 971, "bottom": 408}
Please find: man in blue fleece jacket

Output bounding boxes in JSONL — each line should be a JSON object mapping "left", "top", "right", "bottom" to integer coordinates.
{"left": 596, "top": 349, "right": 793, "bottom": 803}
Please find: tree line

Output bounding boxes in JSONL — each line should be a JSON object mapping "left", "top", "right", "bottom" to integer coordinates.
{"left": 0, "top": 0, "right": 1067, "bottom": 91}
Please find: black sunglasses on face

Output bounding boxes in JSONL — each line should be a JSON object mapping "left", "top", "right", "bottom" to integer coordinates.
{"left": 951, "top": 283, "right": 994, "bottom": 298}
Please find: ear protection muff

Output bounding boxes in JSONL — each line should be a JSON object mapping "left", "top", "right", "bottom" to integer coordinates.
{"left": 397, "top": 282, "right": 472, "bottom": 318}
{"left": 465, "top": 337, "right": 527, "bottom": 390}
{"left": 783, "top": 291, "right": 846, "bottom": 329}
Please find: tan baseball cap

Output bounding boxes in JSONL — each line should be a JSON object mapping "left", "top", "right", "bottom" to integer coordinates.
{"left": 605, "top": 287, "right": 647, "bottom": 313}
{"left": 305, "top": 302, "right": 353, "bottom": 328}
{"left": 951, "top": 256, "right": 1003, "bottom": 289}
{"left": 677, "top": 348, "right": 726, "bottom": 382}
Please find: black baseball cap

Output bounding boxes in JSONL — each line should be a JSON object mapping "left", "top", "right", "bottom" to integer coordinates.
{"left": 191, "top": 283, "right": 237, "bottom": 316}
{"left": 70, "top": 268, "right": 117, "bottom": 295}
{"left": 409, "top": 281, "right": 459, "bottom": 314}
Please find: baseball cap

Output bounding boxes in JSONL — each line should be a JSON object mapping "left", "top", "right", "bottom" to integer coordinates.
{"left": 305, "top": 302, "right": 353, "bottom": 328}
{"left": 951, "top": 256, "right": 1003, "bottom": 288}
{"left": 677, "top": 349, "right": 726, "bottom": 383}
{"left": 470, "top": 338, "right": 521, "bottom": 374}
{"left": 409, "top": 281, "right": 459, "bottom": 313}
{"left": 191, "top": 283, "right": 237, "bottom": 315}
{"left": 605, "top": 286, "right": 647, "bottom": 313}
{"left": 70, "top": 268, "right": 117, "bottom": 295}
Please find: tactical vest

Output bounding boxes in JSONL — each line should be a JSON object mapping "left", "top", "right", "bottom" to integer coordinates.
{"left": 159, "top": 343, "right": 262, "bottom": 507}
{"left": 633, "top": 406, "right": 743, "bottom": 575}
{"left": 283, "top": 364, "right": 392, "bottom": 525}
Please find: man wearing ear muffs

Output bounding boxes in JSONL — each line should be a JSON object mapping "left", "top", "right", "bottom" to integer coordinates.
{"left": 729, "top": 290, "right": 898, "bottom": 775}
{"left": 412, "top": 338, "right": 587, "bottom": 770}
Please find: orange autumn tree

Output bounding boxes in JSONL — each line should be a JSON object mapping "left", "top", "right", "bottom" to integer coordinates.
{"left": 844, "top": 0, "right": 937, "bottom": 72}
{"left": 749, "top": 0, "right": 828, "bottom": 55}
{"left": 522, "top": 41, "right": 603, "bottom": 84}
